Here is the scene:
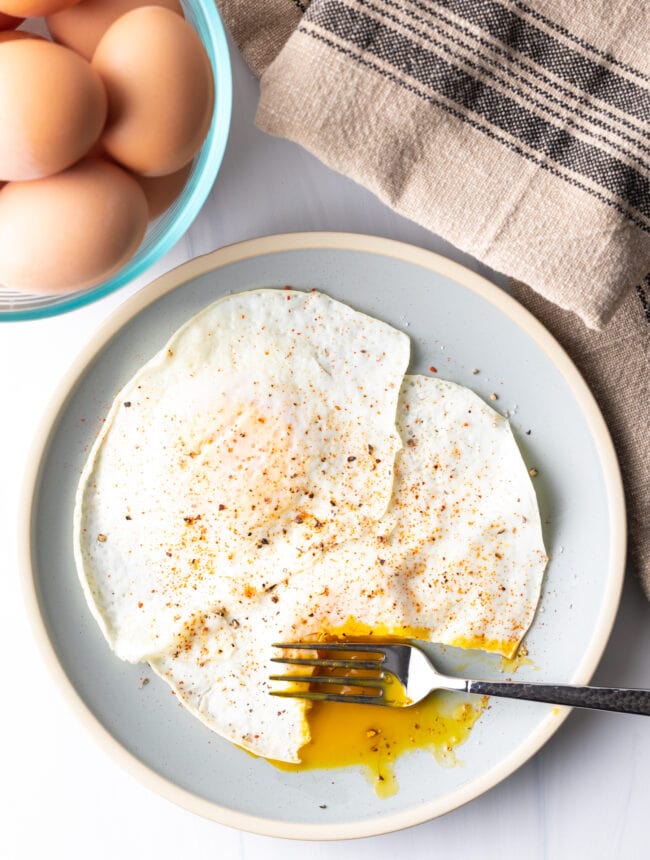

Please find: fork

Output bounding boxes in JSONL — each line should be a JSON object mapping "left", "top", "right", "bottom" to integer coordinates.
{"left": 270, "top": 641, "right": 650, "bottom": 714}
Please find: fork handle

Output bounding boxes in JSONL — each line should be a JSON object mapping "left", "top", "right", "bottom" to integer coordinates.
{"left": 466, "top": 680, "right": 650, "bottom": 715}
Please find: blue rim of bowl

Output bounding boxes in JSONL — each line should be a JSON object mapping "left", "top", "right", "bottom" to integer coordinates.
{"left": 1, "top": 1, "right": 232, "bottom": 322}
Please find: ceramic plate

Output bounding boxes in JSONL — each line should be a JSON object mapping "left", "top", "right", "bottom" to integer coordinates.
{"left": 20, "top": 233, "right": 625, "bottom": 839}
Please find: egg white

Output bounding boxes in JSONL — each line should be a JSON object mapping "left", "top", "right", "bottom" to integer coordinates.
{"left": 74, "top": 289, "right": 410, "bottom": 662}
{"left": 75, "top": 293, "right": 547, "bottom": 764}
{"left": 147, "top": 376, "right": 547, "bottom": 762}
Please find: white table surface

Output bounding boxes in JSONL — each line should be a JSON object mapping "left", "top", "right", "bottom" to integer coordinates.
{"left": 2, "top": 43, "right": 649, "bottom": 860}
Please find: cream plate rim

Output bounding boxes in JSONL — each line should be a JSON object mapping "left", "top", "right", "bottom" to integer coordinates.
{"left": 18, "top": 232, "right": 626, "bottom": 840}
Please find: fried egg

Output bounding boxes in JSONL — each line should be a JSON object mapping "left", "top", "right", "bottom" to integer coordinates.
{"left": 293, "top": 375, "right": 548, "bottom": 655}
{"left": 75, "top": 291, "right": 547, "bottom": 765}
{"left": 148, "top": 376, "right": 546, "bottom": 762}
{"left": 74, "top": 290, "right": 410, "bottom": 661}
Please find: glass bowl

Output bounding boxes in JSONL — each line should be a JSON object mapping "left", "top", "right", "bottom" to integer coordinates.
{"left": 0, "top": 0, "right": 232, "bottom": 322}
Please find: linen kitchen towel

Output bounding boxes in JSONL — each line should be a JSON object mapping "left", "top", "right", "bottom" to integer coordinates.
{"left": 511, "top": 279, "right": 650, "bottom": 599}
{"left": 218, "top": 0, "right": 650, "bottom": 597}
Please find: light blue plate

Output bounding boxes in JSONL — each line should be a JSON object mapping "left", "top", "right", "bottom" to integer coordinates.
{"left": 21, "top": 234, "right": 625, "bottom": 838}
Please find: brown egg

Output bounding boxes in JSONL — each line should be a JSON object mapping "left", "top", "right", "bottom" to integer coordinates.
{"left": 47, "top": 0, "right": 182, "bottom": 61}
{"left": 0, "top": 158, "right": 148, "bottom": 294}
{"left": 93, "top": 6, "right": 214, "bottom": 177}
{"left": 134, "top": 161, "right": 192, "bottom": 220}
{"left": 0, "top": 11, "right": 23, "bottom": 27}
{"left": 0, "top": 0, "right": 79, "bottom": 16}
{"left": 0, "top": 39, "right": 107, "bottom": 181}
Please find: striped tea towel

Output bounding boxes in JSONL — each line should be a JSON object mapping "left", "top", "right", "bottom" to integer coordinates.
{"left": 218, "top": 0, "right": 650, "bottom": 598}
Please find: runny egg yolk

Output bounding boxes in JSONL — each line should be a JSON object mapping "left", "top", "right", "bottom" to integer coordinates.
{"left": 448, "top": 634, "right": 520, "bottom": 660}
{"left": 273, "top": 689, "right": 482, "bottom": 797}
{"left": 269, "top": 620, "right": 485, "bottom": 797}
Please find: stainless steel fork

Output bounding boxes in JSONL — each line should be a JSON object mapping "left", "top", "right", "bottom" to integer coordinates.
{"left": 270, "top": 641, "right": 650, "bottom": 714}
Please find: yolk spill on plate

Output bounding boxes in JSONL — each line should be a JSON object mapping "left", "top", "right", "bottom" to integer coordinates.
{"left": 272, "top": 688, "right": 483, "bottom": 797}
{"left": 268, "top": 619, "right": 485, "bottom": 797}
{"left": 448, "top": 634, "right": 520, "bottom": 660}
{"left": 499, "top": 642, "right": 537, "bottom": 673}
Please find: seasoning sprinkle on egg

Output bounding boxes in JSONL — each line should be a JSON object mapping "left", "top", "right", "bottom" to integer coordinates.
{"left": 74, "top": 289, "right": 546, "bottom": 779}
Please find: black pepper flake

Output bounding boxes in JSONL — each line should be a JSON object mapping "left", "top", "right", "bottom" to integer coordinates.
{"left": 347, "top": 456, "right": 356, "bottom": 462}
{"left": 319, "top": 804, "right": 327, "bottom": 809}
{"left": 125, "top": 515, "right": 132, "bottom": 521}
{"left": 123, "top": 401, "right": 132, "bottom": 408}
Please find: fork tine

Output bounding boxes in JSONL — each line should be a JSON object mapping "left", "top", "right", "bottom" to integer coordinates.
{"left": 269, "top": 674, "right": 384, "bottom": 687}
{"left": 270, "top": 689, "right": 385, "bottom": 705}
{"left": 272, "top": 642, "right": 387, "bottom": 656}
{"left": 270, "top": 656, "right": 382, "bottom": 670}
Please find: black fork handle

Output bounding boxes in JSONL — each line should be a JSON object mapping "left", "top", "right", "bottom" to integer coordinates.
{"left": 467, "top": 680, "right": 650, "bottom": 715}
